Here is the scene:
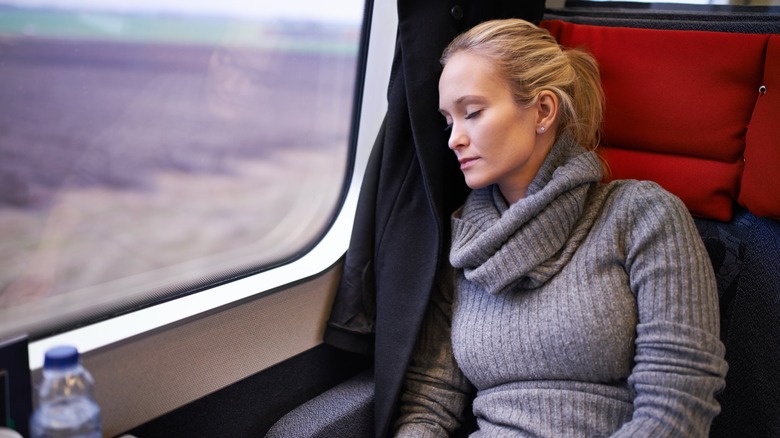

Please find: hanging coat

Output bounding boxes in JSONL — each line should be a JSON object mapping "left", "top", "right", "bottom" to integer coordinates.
{"left": 324, "top": 1, "right": 546, "bottom": 436}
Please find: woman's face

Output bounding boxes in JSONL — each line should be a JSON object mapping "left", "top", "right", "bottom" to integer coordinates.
{"left": 439, "top": 51, "right": 550, "bottom": 203}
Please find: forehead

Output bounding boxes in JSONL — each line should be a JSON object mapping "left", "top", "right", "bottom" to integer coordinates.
{"left": 439, "top": 51, "right": 507, "bottom": 103}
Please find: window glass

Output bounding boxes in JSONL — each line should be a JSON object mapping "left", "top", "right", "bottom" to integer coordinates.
{"left": 0, "top": 0, "right": 364, "bottom": 338}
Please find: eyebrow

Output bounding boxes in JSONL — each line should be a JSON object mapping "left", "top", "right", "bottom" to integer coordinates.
{"left": 455, "top": 95, "right": 482, "bottom": 104}
{"left": 439, "top": 94, "right": 485, "bottom": 114}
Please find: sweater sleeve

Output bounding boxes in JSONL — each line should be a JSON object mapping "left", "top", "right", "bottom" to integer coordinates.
{"left": 612, "top": 182, "right": 728, "bottom": 438}
{"left": 394, "top": 265, "right": 473, "bottom": 437}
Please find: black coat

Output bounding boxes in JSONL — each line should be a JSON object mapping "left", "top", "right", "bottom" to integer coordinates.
{"left": 324, "top": 1, "right": 546, "bottom": 436}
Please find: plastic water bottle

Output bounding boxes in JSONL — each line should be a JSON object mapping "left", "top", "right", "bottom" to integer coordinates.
{"left": 29, "top": 346, "right": 102, "bottom": 438}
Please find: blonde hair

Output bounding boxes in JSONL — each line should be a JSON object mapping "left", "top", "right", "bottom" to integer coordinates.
{"left": 441, "top": 19, "right": 604, "bottom": 150}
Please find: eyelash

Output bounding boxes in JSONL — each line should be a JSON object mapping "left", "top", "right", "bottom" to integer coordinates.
{"left": 443, "top": 110, "right": 482, "bottom": 132}
{"left": 465, "top": 109, "right": 482, "bottom": 120}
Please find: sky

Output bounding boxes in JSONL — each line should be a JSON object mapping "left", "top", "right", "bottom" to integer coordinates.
{"left": 1, "top": 0, "right": 366, "bottom": 23}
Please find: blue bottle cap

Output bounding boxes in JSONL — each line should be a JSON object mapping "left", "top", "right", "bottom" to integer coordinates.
{"left": 43, "top": 345, "right": 79, "bottom": 369}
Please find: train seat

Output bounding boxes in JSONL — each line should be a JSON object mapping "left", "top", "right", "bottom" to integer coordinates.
{"left": 266, "top": 12, "right": 780, "bottom": 438}
{"left": 265, "top": 369, "right": 375, "bottom": 437}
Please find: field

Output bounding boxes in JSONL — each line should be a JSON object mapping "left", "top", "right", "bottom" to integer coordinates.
{"left": 0, "top": 27, "right": 358, "bottom": 320}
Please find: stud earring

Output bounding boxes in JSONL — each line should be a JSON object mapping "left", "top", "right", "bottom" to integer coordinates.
{"left": 539, "top": 126, "right": 546, "bottom": 133}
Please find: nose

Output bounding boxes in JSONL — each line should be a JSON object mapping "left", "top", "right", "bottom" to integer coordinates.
{"left": 448, "top": 124, "right": 468, "bottom": 150}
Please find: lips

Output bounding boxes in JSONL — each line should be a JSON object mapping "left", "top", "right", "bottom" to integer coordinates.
{"left": 458, "top": 156, "right": 478, "bottom": 170}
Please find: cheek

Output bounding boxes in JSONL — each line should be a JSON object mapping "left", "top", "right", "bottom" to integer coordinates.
{"left": 492, "top": 120, "right": 530, "bottom": 154}
{"left": 495, "top": 128, "right": 536, "bottom": 169}
{"left": 474, "top": 123, "right": 503, "bottom": 151}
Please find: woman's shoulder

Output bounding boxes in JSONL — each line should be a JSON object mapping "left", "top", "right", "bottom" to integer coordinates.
{"left": 603, "top": 179, "right": 686, "bottom": 208}
{"left": 600, "top": 178, "right": 695, "bottom": 232}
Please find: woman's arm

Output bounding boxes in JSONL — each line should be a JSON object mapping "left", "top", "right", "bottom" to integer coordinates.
{"left": 613, "top": 182, "right": 728, "bottom": 437}
{"left": 394, "top": 265, "right": 474, "bottom": 437}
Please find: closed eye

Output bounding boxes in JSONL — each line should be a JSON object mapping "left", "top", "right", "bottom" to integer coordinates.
{"left": 465, "top": 109, "right": 482, "bottom": 120}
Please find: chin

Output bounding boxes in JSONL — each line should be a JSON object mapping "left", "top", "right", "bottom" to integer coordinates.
{"left": 464, "top": 177, "right": 490, "bottom": 191}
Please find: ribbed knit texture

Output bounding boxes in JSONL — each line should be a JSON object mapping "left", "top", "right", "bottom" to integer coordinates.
{"left": 395, "top": 136, "right": 727, "bottom": 437}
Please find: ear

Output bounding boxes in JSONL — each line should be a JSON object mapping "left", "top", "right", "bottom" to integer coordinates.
{"left": 535, "top": 90, "right": 559, "bottom": 134}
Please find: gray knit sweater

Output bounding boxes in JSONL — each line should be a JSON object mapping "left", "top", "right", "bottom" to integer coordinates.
{"left": 395, "top": 136, "right": 728, "bottom": 437}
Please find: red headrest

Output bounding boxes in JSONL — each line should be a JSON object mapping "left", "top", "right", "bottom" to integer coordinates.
{"left": 541, "top": 20, "right": 774, "bottom": 221}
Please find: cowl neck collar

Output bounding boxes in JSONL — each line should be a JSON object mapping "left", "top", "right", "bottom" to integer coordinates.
{"left": 450, "top": 135, "right": 603, "bottom": 294}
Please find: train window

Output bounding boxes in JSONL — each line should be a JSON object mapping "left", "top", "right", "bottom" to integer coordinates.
{"left": 0, "top": 0, "right": 366, "bottom": 341}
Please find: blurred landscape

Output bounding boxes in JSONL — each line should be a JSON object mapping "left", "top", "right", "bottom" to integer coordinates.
{"left": 0, "top": 6, "right": 359, "bottom": 314}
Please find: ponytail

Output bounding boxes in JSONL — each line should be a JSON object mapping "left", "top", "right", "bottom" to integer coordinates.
{"left": 564, "top": 48, "right": 604, "bottom": 150}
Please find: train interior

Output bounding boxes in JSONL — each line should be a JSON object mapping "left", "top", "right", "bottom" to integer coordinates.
{"left": 0, "top": 0, "right": 778, "bottom": 437}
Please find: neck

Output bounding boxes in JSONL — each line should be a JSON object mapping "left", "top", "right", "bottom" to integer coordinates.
{"left": 499, "top": 134, "right": 556, "bottom": 204}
